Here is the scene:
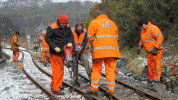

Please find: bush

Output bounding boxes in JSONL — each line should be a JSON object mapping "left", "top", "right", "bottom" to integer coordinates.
{"left": 85, "top": 0, "right": 178, "bottom": 49}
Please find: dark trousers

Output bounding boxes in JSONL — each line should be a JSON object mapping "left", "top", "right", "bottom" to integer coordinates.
{"left": 72, "top": 52, "right": 91, "bottom": 83}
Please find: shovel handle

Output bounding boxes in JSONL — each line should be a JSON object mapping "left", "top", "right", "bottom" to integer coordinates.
{"left": 152, "top": 54, "right": 159, "bottom": 81}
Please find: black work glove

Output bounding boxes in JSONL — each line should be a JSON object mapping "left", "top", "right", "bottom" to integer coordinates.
{"left": 137, "top": 48, "right": 141, "bottom": 54}
{"left": 152, "top": 47, "right": 158, "bottom": 55}
{"left": 136, "top": 45, "right": 142, "bottom": 54}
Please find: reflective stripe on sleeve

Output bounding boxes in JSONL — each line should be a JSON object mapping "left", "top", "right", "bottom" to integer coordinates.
{"left": 74, "top": 41, "right": 83, "bottom": 43}
{"left": 93, "top": 46, "right": 119, "bottom": 51}
{"left": 156, "top": 40, "right": 162, "bottom": 44}
{"left": 154, "top": 33, "right": 162, "bottom": 38}
{"left": 42, "top": 48, "right": 49, "bottom": 49}
{"left": 141, "top": 39, "right": 154, "bottom": 43}
{"left": 96, "top": 35, "right": 116, "bottom": 39}
{"left": 88, "top": 35, "right": 95, "bottom": 38}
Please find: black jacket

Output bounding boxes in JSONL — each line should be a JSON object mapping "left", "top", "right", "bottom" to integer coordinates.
{"left": 45, "top": 20, "right": 74, "bottom": 56}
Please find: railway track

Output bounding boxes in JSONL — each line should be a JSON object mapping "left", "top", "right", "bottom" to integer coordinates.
{"left": 21, "top": 50, "right": 104, "bottom": 100}
{"left": 32, "top": 54, "right": 124, "bottom": 99}
{"left": 32, "top": 51, "right": 163, "bottom": 100}
{"left": 5, "top": 48, "right": 177, "bottom": 100}
{"left": 26, "top": 50, "right": 178, "bottom": 100}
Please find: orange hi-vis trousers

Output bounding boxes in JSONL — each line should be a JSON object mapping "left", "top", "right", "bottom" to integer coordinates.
{"left": 50, "top": 54, "right": 65, "bottom": 91}
{"left": 13, "top": 51, "right": 19, "bottom": 62}
{"left": 41, "top": 51, "right": 50, "bottom": 62}
{"left": 90, "top": 57, "right": 116, "bottom": 94}
{"left": 147, "top": 50, "right": 162, "bottom": 82}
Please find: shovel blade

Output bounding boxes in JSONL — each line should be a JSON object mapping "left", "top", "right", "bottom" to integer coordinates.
{"left": 153, "top": 84, "right": 166, "bottom": 93}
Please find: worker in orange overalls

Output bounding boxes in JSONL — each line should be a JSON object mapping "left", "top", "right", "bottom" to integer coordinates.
{"left": 45, "top": 14, "right": 74, "bottom": 95}
{"left": 11, "top": 31, "right": 20, "bottom": 62}
{"left": 71, "top": 22, "right": 91, "bottom": 86}
{"left": 39, "top": 30, "right": 49, "bottom": 63}
{"left": 137, "top": 18, "right": 164, "bottom": 84}
{"left": 87, "top": 9, "right": 121, "bottom": 95}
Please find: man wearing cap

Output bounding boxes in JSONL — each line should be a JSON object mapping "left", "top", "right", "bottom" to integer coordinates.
{"left": 87, "top": 9, "right": 121, "bottom": 95}
{"left": 45, "top": 14, "right": 74, "bottom": 95}
{"left": 39, "top": 30, "right": 49, "bottom": 63}
{"left": 11, "top": 31, "right": 20, "bottom": 62}
{"left": 71, "top": 22, "right": 91, "bottom": 86}
{"left": 137, "top": 18, "right": 164, "bottom": 84}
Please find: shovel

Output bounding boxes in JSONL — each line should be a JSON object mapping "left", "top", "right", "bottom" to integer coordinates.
{"left": 152, "top": 83, "right": 166, "bottom": 93}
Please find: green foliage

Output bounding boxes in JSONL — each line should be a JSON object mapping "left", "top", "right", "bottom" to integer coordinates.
{"left": 84, "top": 17, "right": 93, "bottom": 29}
{"left": 85, "top": 0, "right": 178, "bottom": 49}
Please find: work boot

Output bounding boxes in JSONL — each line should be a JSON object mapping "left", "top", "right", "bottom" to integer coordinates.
{"left": 86, "top": 90, "right": 99, "bottom": 96}
{"left": 51, "top": 86, "right": 64, "bottom": 91}
{"left": 106, "top": 93, "right": 112, "bottom": 100}
{"left": 52, "top": 91, "right": 65, "bottom": 95}
{"left": 39, "top": 60, "right": 44, "bottom": 63}
{"left": 152, "top": 79, "right": 161, "bottom": 83}
{"left": 14, "top": 60, "right": 20, "bottom": 62}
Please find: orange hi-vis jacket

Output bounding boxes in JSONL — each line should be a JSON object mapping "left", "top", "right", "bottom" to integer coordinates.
{"left": 72, "top": 28, "right": 87, "bottom": 53}
{"left": 87, "top": 14, "right": 121, "bottom": 60}
{"left": 40, "top": 35, "right": 49, "bottom": 52}
{"left": 11, "top": 34, "right": 19, "bottom": 51}
{"left": 139, "top": 22, "right": 164, "bottom": 52}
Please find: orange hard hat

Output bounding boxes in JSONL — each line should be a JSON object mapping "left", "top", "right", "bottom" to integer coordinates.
{"left": 58, "top": 14, "right": 68, "bottom": 24}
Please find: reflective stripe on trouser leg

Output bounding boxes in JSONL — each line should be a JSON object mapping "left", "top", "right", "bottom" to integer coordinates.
{"left": 152, "top": 54, "right": 159, "bottom": 81}
{"left": 90, "top": 58, "right": 103, "bottom": 92}
{"left": 105, "top": 57, "right": 116, "bottom": 94}
{"left": 153, "top": 50, "right": 162, "bottom": 81}
{"left": 50, "top": 54, "right": 65, "bottom": 91}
